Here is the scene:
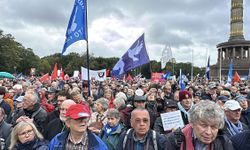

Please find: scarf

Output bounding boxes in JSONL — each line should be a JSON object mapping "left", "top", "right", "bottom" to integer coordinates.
{"left": 225, "top": 117, "right": 243, "bottom": 136}
{"left": 15, "top": 139, "right": 37, "bottom": 150}
{"left": 178, "top": 102, "right": 192, "bottom": 119}
{"left": 103, "top": 124, "right": 120, "bottom": 137}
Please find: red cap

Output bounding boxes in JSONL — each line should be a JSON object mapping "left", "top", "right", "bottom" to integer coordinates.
{"left": 179, "top": 90, "right": 192, "bottom": 101}
{"left": 65, "top": 104, "right": 91, "bottom": 119}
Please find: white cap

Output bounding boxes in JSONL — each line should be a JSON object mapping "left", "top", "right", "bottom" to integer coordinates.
{"left": 224, "top": 100, "right": 242, "bottom": 111}
{"left": 135, "top": 89, "right": 144, "bottom": 96}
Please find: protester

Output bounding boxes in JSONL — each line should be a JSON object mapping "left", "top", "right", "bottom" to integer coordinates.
{"left": 100, "top": 108, "right": 125, "bottom": 150}
{"left": 166, "top": 100, "right": 234, "bottom": 150}
{"left": 44, "top": 99, "right": 76, "bottom": 141}
{"left": 47, "top": 87, "right": 57, "bottom": 108}
{"left": 235, "top": 95, "right": 250, "bottom": 128}
{"left": 201, "top": 82, "right": 217, "bottom": 101}
{"left": 88, "top": 98, "right": 108, "bottom": 134}
{"left": 0, "top": 86, "right": 11, "bottom": 120}
{"left": 222, "top": 100, "right": 249, "bottom": 137}
{"left": 113, "top": 97, "right": 132, "bottom": 128}
{"left": 0, "top": 107, "right": 12, "bottom": 150}
{"left": 15, "top": 90, "right": 47, "bottom": 133}
{"left": 116, "top": 108, "right": 168, "bottom": 150}
{"left": 38, "top": 88, "right": 54, "bottom": 113}
{"left": 9, "top": 121, "right": 47, "bottom": 150}
{"left": 154, "top": 99, "right": 178, "bottom": 135}
{"left": 48, "top": 104, "right": 108, "bottom": 150}
{"left": 178, "top": 90, "right": 193, "bottom": 125}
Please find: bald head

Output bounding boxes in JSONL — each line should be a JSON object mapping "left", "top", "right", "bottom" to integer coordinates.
{"left": 60, "top": 99, "right": 76, "bottom": 122}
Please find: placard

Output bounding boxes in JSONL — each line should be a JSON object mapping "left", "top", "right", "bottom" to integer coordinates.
{"left": 160, "top": 110, "right": 184, "bottom": 131}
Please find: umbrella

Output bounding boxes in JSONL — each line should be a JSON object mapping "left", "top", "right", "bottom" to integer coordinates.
{"left": 0, "top": 72, "right": 15, "bottom": 79}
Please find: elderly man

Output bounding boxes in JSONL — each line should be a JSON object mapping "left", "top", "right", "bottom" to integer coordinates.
{"left": 201, "top": 82, "right": 217, "bottom": 101}
{"left": 166, "top": 100, "right": 234, "bottom": 150}
{"left": 15, "top": 90, "right": 47, "bottom": 133}
{"left": 44, "top": 99, "right": 76, "bottom": 141}
{"left": 116, "top": 108, "right": 168, "bottom": 150}
{"left": 48, "top": 104, "right": 108, "bottom": 150}
{"left": 235, "top": 95, "right": 250, "bottom": 128}
{"left": 222, "top": 100, "right": 249, "bottom": 137}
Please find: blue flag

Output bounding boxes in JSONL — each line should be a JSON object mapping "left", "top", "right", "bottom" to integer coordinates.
{"left": 206, "top": 56, "right": 210, "bottom": 80}
{"left": 62, "top": 0, "right": 87, "bottom": 54}
{"left": 112, "top": 34, "right": 150, "bottom": 77}
{"left": 227, "top": 60, "right": 233, "bottom": 84}
{"left": 162, "top": 71, "right": 172, "bottom": 79}
{"left": 179, "top": 69, "right": 185, "bottom": 90}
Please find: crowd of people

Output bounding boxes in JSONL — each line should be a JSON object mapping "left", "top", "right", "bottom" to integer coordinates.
{"left": 0, "top": 76, "right": 250, "bottom": 150}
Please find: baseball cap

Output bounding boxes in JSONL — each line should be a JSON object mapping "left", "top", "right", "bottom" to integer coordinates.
{"left": 235, "top": 95, "right": 247, "bottom": 102}
{"left": 65, "top": 104, "right": 91, "bottom": 119}
{"left": 134, "top": 95, "right": 146, "bottom": 102}
{"left": 179, "top": 90, "right": 192, "bottom": 101}
{"left": 217, "top": 95, "right": 229, "bottom": 102}
{"left": 224, "top": 100, "right": 242, "bottom": 111}
{"left": 165, "top": 99, "right": 178, "bottom": 108}
{"left": 135, "top": 89, "right": 144, "bottom": 96}
{"left": 208, "top": 82, "right": 217, "bottom": 89}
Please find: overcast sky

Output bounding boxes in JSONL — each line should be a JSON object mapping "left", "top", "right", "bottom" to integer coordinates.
{"left": 0, "top": 0, "right": 250, "bottom": 67}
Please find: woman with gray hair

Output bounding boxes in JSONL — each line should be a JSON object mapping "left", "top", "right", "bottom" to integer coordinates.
{"left": 88, "top": 97, "right": 109, "bottom": 134}
{"left": 166, "top": 100, "right": 234, "bottom": 150}
{"left": 100, "top": 108, "right": 125, "bottom": 150}
{"left": 9, "top": 121, "right": 47, "bottom": 150}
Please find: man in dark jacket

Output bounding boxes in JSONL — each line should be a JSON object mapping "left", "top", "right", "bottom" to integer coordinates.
{"left": 0, "top": 107, "right": 12, "bottom": 150}
{"left": 166, "top": 101, "right": 234, "bottom": 150}
{"left": 231, "top": 130, "right": 250, "bottom": 150}
{"left": 116, "top": 108, "right": 168, "bottom": 150}
{"left": 222, "top": 100, "right": 249, "bottom": 138}
{"left": 48, "top": 104, "right": 108, "bottom": 150}
{"left": 154, "top": 99, "right": 178, "bottom": 135}
{"left": 44, "top": 99, "right": 76, "bottom": 141}
{"left": 201, "top": 82, "right": 217, "bottom": 101}
{"left": 15, "top": 90, "right": 47, "bottom": 134}
{"left": 235, "top": 95, "right": 250, "bottom": 128}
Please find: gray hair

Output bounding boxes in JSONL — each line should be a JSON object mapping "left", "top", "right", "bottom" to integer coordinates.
{"left": 95, "top": 97, "right": 109, "bottom": 111}
{"left": 113, "top": 97, "right": 126, "bottom": 109}
{"left": 189, "top": 100, "right": 225, "bottom": 129}
{"left": 25, "top": 90, "right": 39, "bottom": 103}
{"left": 106, "top": 108, "right": 120, "bottom": 119}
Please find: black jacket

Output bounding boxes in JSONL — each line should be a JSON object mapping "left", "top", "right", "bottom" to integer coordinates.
{"left": 44, "top": 118, "right": 66, "bottom": 141}
{"left": 231, "top": 130, "right": 250, "bottom": 150}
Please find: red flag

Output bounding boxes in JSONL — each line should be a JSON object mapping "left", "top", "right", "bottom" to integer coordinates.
{"left": 126, "top": 74, "right": 133, "bottom": 81}
{"left": 64, "top": 74, "right": 70, "bottom": 80}
{"left": 60, "top": 66, "right": 65, "bottom": 80}
{"left": 39, "top": 73, "right": 50, "bottom": 83}
{"left": 232, "top": 71, "right": 241, "bottom": 84}
{"left": 51, "top": 63, "right": 58, "bottom": 81}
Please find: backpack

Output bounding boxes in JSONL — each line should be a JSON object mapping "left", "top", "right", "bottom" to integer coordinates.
{"left": 122, "top": 129, "right": 158, "bottom": 150}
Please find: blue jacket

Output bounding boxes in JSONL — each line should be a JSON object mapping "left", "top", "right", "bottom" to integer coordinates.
{"left": 48, "top": 130, "right": 108, "bottom": 150}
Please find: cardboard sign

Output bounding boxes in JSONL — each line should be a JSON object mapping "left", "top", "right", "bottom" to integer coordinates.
{"left": 160, "top": 110, "right": 184, "bottom": 131}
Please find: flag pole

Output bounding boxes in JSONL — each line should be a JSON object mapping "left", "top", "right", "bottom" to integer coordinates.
{"left": 191, "top": 49, "right": 193, "bottom": 82}
{"left": 219, "top": 49, "right": 222, "bottom": 83}
{"left": 85, "top": 0, "right": 90, "bottom": 96}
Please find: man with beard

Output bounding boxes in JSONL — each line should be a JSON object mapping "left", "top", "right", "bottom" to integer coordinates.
{"left": 48, "top": 104, "right": 108, "bottom": 150}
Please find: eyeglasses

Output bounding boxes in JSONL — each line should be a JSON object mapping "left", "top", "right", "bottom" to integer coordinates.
{"left": 18, "top": 129, "right": 33, "bottom": 136}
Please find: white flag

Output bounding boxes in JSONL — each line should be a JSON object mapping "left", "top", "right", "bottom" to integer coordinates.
{"left": 161, "top": 45, "right": 173, "bottom": 69}
{"left": 81, "top": 67, "right": 106, "bottom": 81}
